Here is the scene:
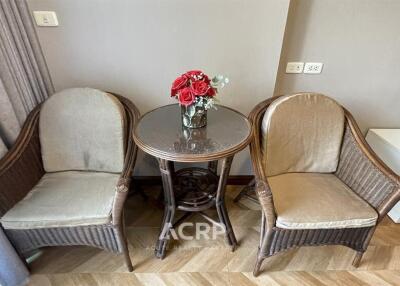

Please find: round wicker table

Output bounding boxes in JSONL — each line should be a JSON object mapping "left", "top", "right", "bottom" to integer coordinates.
{"left": 133, "top": 104, "right": 252, "bottom": 258}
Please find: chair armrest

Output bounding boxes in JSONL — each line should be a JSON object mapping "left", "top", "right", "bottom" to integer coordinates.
{"left": 254, "top": 180, "right": 276, "bottom": 229}
{"left": 110, "top": 94, "right": 140, "bottom": 225}
{"left": 335, "top": 111, "right": 400, "bottom": 220}
{"left": 112, "top": 177, "right": 131, "bottom": 225}
{"left": 0, "top": 107, "right": 44, "bottom": 216}
{"left": 248, "top": 96, "right": 280, "bottom": 229}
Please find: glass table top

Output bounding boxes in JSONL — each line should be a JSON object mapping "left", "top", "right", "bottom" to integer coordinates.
{"left": 133, "top": 104, "right": 252, "bottom": 162}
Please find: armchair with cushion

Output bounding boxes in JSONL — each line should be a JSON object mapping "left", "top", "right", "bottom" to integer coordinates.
{"left": 0, "top": 88, "right": 139, "bottom": 271}
{"left": 250, "top": 93, "right": 400, "bottom": 276}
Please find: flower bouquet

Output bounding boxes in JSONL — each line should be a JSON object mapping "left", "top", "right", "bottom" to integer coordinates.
{"left": 171, "top": 70, "right": 229, "bottom": 128}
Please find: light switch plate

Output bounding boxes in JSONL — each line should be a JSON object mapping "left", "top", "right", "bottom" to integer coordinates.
{"left": 33, "top": 11, "right": 58, "bottom": 27}
{"left": 285, "top": 62, "right": 304, "bottom": 74}
{"left": 304, "top": 62, "right": 323, "bottom": 74}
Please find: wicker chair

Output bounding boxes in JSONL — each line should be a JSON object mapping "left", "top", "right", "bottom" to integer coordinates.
{"left": 0, "top": 88, "right": 139, "bottom": 271}
{"left": 250, "top": 93, "right": 400, "bottom": 276}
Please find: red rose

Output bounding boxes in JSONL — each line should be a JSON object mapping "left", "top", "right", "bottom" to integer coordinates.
{"left": 185, "top": 70, "right": 210, "bottom": 82}
{"left": 185, "top": 70, "right": 203, "bottom": 78}
{"left": 190, "top": 80, "right": 210, "bottom": 96}
{"left": 178, "top": 87, "right": 195, "bottom": 106}
{"left": 171, "top": 75, "right": 189, "bottom": 97}
{"left": 207, "top": 87, "right": 216, "bottom": 97}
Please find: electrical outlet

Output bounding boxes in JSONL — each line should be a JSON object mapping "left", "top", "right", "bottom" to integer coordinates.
{"left": 33, "top": 11, "right": 58, "bottom": 26}
{"left": 304, "top": 62, "right": 323, "bottom": 74}
{"left": 286, "top": 62, "right": 304, "bottom": 74}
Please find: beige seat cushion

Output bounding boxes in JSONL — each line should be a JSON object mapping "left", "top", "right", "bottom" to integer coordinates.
{"left": 262, "top": 93, "right": 345, "bottom": 177}
{"left": 0, "top": 171, "right": 119, "bottom": 229}
{"left": 268, "top": 173, "right": 378, "bottom": 229}
{"left": 40, "top": 88, "right": 126, "bottom": 173}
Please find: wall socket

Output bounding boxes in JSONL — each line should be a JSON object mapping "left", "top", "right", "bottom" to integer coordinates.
{"left": 33, "top": 11, "right": 59, "bottom": 26}
{"left": 286, "top": 62, "right": 304, "bottom": 74}
{"left": 304, "top": 62, "right": 323, "bottom": 74}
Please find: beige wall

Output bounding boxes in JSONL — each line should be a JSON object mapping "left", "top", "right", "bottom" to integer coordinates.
{"left": 26, "top": 0, "right": 400, "bottom": 176}
{"left": 27, "top": 0, "right": 290, "bottom": 175}
{"left": 275, "top": 0, "right": 400, "bottom": 133}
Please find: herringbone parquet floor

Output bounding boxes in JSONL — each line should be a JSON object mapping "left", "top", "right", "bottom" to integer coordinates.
{"left": 28, "top": 186, "right": 400, "bottom": 286}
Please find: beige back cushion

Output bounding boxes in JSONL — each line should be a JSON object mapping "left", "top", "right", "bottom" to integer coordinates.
{"left": 40, "top": 88, "right": 126, "bottom": 173}
{"left": 261, "top": 93, "right": 345, "bottom": 177}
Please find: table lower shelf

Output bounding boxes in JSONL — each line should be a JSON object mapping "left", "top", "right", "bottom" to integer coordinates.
{"left": 174, "top": 167, "right": 218, "bottom": 212}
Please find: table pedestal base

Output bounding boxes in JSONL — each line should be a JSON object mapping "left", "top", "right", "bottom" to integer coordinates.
{"left": 155, "top": 157, "right": 237, "bottom": 259}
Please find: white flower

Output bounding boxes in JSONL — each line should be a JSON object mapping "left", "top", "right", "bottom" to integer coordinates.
{"left": 211, "top": 75, "right": 229, "bottom": 90}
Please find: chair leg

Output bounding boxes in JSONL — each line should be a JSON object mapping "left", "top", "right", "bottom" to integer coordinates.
{"left": 352, "top": 251, "right": 364, "bottom": 268}
{"left": 123, "top": 247, "right": 133, "bottom": 272}
{"left": 253, "top": 212, "right": 270, "bottom": 277}
{"left": 233, "top": 186, "right": 247, "bottom": 202}
{"left": 118, "top": 219, "right": 133, "bottom": 272}
{"left": 233, "top": 178, "right": 256, "bottom": 203}
{"left": 253, "top": 254, "right": 264, "bottom": 277}
{"left": 352, "top": 227, "right": 375, "bottom": 268}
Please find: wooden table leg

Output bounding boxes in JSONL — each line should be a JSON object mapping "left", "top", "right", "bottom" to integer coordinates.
{"left": 155, "top": 159, "right": 176, "bottom": 259}
{"left": 215, "top": 155, "right": 238, "bottom": 251}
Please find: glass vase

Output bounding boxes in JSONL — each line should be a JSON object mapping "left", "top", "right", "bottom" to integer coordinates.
{"left": 181, "top": 104, "right": 207, "bottom": 128}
